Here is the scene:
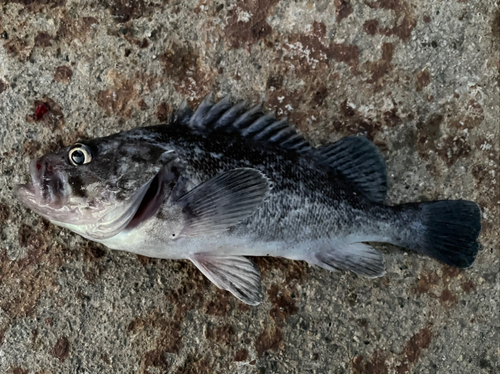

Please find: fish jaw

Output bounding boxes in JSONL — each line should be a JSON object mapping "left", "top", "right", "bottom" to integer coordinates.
{"left": 16, "top": 158, "right": 74, "bottom": 221}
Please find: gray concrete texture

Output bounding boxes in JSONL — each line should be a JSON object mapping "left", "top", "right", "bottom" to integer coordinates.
{"left": 0, "top": 0, "right": 499, "bottom": 373}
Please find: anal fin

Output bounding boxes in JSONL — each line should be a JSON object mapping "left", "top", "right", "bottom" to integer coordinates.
{"left": 190, "top": 254, "right": 263, "bottom": 305}
{"left": 310, "top": 242, "right": 386, "bottom": 278}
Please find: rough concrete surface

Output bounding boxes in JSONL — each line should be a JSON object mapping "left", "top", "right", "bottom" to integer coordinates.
{"left": 0, "top": 0, "right": 499, "bottom": 373}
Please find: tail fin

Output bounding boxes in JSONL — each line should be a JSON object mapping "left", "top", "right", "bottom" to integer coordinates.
{"left": 399, "top": 200, "right": 481, "bottom": 268}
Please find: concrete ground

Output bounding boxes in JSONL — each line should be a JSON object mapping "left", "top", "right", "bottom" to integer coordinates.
{"left": 0, "top": 0, "right": 499, "bottom": 373}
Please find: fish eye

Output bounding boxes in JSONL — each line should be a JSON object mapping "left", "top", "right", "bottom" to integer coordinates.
{"left": 68, "top": 144, "right": 92, "bottom": 166}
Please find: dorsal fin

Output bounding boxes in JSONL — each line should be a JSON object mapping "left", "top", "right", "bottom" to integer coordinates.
{"left": 188, "top": 93, "right": 214, "bottom": 130}
{"left": 175, "top": 94, "right": 312, "bottom": 154}
{"left": 213, "top": 100, "right": 248, "bottom": 131}
{"left": 314, "top": 136, "right": 388, "bottom": 203}
{"left": 175, "top": 99, "right": 193, "bottom": 126}
{"left": 203, "top": 94, "right": 233, "bottom": 127}
{"left": 173, "top": 95, "right": 387, "bottom": 203}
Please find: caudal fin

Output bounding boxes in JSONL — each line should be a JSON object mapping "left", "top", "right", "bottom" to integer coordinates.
{"left": 400, "top": 200, "right": 481, "bottom": 268}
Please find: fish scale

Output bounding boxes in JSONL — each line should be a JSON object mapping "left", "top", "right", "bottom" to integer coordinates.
{"left": 156, "top": 125, "right": 363, "bottom": 241}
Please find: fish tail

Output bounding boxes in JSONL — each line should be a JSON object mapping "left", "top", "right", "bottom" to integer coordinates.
{"left": 393, "top": 200, "right": 481, "bottom": 268}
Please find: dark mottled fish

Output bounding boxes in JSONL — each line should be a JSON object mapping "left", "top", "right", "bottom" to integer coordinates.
{"left": 16, "top": 94, "right": 481, "bottom": 305}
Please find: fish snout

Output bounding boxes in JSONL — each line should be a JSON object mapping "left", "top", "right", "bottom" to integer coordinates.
{"left": 29, "top": 156, "right": 68, "bottom": 208}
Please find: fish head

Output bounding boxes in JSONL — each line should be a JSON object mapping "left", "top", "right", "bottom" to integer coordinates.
{"left": 16, "top": 131, "right": 174, "bottom": 240}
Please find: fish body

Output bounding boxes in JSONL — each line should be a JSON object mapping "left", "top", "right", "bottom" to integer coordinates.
{"left": 16, "top": 95, "right": 482, "bottom": 305}
{"left": 100, "top": 125, "right": 404, "bottom": 259}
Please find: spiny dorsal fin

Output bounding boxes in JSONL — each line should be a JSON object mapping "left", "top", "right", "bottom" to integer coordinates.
{"left": 315, "top": 136, "right": 388, "bottom": 203}
{"left": 188, "top": 93, "right": 214, "bottom": 129}
{"left": 175, "top": 99, "right": 193, "bottom": 126}
{"left": 175, "top": 95, "right": 387, "bottom": 203}
{"left": 203, "top": 94, "right": 233, "bottom": 127}
{"left": 175, "top": 93, "right": 312, "bottom": 154}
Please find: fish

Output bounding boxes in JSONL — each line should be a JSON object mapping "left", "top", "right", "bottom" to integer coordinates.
{"left": 16, "top": 94, "right": 482, "bottom": 305}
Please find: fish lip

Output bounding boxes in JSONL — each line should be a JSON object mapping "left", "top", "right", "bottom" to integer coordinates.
{"left": 15, "top": 159, "right": 42, "bottom": 205}
{"left": 29, "top": 158, "right": 43, "bottom": 204}
{"left": 17, "top": 158, "right": 68, "bottom": 210}
{"left": 15, "top": 183, "right": 36, "bottom": 202}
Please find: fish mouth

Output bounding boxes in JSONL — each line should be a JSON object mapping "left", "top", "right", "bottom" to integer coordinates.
{"left": 16, "top": 158, "right": 68, "bottom": 212}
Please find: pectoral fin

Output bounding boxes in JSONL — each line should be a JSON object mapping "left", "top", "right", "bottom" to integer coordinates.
{"left": 177, "top": 168, "right": 270, "bottom": 236}
{"left": 190, "top": 253, "right": 263, "bottom": 305}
